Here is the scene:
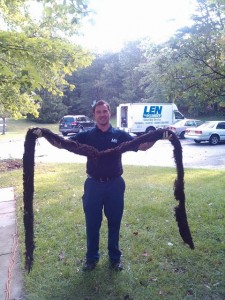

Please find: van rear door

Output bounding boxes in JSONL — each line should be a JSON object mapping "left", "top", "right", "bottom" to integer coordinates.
{"left": 117, "top": 105, "right": 128, "bottom": 128}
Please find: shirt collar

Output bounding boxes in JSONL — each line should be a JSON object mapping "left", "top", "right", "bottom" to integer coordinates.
{"left": 95, "top": 124, "right": 112, "bottom": 133}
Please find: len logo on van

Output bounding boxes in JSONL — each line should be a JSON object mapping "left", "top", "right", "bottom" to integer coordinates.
{"left": 143, "top": 105, "right": 162, "bottom": 118}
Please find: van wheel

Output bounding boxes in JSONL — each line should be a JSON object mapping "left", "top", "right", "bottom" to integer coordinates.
{"left": 146, "top": 127, "right": 155, "bottom": 133}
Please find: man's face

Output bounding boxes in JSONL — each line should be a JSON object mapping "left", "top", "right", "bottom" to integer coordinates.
{"left": 93, "top": 104, "right": 111, "bottom": 126}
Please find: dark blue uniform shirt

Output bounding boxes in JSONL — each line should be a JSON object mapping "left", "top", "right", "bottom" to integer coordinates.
{"left": 70, "top": 125, "right": 135, "bottom": 178}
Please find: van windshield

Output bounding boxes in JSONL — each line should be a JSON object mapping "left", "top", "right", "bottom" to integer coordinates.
{"left": 174, "top": 111, "right": 184, "bottom": 120}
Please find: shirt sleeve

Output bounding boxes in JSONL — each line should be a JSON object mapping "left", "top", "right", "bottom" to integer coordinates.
{"left": 119, "top": 131, "right": 133, "bottom": 142}
{"left": 68, "top": 132, "right": 87, "bottom": 143}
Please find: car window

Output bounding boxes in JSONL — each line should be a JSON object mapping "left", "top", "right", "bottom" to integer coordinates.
{"left": 197, "top": 122, "right": 214, "bottom": 128}
{"left": 196, "top": 120, "right": 204, "bottom": 126}
{"left": 62, "top": 117, "right": 74, "bottom": 123}
{"left": 186, "top": 121, "right": 194, "bottom": 126}
{"left": 216, "top": 122, "right": 225, "bottom": 129}
{"left": 174, "top": 120, "right": 184, "bottom": 126}
{"left": 77, "top": 116, "right": 89, "bottom": 121}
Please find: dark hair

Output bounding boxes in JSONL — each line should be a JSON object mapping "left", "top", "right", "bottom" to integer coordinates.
{"left": 92, "top": 100, "right": 111, "bottom": 113}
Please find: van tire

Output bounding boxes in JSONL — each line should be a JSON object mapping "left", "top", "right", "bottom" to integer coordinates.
{"left": 146, "top": 127, "right": 156, "bottom": 133}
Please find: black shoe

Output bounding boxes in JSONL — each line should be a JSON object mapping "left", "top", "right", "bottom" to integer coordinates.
{"left": 110, "top": 261, "right": 123, "bottom": 271}
{"left": 82, "top": 260, "right": 98, "bottom": 271}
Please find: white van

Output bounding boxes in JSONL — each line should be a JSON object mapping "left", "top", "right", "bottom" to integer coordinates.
{"left": 117, "top": 103, "right": 184, "bottom": 135}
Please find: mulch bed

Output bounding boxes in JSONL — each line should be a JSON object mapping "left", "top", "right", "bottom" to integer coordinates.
{"left": 0, "top": 159, "right": 23, "bottom": 172}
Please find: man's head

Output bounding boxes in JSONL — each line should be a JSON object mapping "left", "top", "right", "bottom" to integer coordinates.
{"left": 92, "top": 100, "right": 111, "bottom": 114}
{"left": 93, "top": 100, "right": 111, "bottom": 129}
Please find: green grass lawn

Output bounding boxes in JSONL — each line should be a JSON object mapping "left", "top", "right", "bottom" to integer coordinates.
{"left": 0, "top": 118, "right": 59, "bottom": 140}
{"left": 1, "top": 163, "right": 224, "bottom": 300}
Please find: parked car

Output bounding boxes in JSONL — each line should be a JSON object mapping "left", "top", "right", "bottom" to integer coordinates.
{"left": 59, "top": 115, "right": 95, "bottom": 136}
{"left": 167, "top": 119, "right": 204, "bottom": 139}
{"left": 184, "top": 120, "right": 225, "bottom": 145}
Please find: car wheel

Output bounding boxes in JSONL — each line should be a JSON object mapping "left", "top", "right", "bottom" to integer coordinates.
{"left": 209, "top": 134, "right": 219, "bottom": 145}
{"left": 179, "top": 131, "right": 185, "bottom": 139}
{"left": 78, "top": 126, "right": 84, "bottom": 133}
{"left": 194, "top": 140, "right": 201, "bottom": 143}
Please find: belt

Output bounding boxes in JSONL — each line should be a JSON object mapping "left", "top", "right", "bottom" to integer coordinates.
{"left": 87, "top": 175, "right": 118, "bottom": 182}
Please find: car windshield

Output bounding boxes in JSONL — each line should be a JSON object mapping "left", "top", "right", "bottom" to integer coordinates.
{"left": 174, "top": 119, "right": 202, "bottom": 126}
{"left": 185, "top": 120, "right": 196, "bottom": 126}
{"left": 196, "top": 120, "right": 204, "bottom": 126}
{"left": 173, "top": 119, "right": 186, "bottom": 126}
{"left": 63, "top": 117, "right": 74, "bottom": 123}
{"left": 76, "top": 116, "right": 89, "bottom": 121}
{"left": 197, "top": 122, "right": 215, "bottom": 129}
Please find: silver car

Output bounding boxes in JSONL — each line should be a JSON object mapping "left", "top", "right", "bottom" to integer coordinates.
{"left": 184, "top": 121, "right": 225, "bottom": 145}
{"left": 168, "top": 119, "right": 204, "bottom": 139}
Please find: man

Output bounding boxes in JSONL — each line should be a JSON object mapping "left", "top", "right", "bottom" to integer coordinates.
{"left": 69, "top": 100, "right": 170, "bottom": 271}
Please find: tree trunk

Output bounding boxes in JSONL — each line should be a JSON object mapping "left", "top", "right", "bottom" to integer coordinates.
{"left": 1, "top": 117, "right": 6, "bottom": 135}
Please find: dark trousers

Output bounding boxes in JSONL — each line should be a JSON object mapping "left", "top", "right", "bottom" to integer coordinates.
{"left": 82, "top": 176, "right": 125, "bottom": 262}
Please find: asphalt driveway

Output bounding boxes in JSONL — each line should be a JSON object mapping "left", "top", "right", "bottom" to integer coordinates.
{"left": 0, "top": 137, "right": 224, "bottom": 170}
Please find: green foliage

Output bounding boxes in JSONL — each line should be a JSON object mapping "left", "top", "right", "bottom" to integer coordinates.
{"left": 119, "top": 41, "right": 147, "bottom": 103}
{"left": 64, "top": 41, "right": 147, "bottom": 115}
{"left": 1, "top": 164, "right": 224, "bottom": 299}
{"left": 0, "top": 0, "right": 93, "bottom": 120}
{"left": 28, "top": 89, "right": 68, "bottom": 123}
{"left": 0, "top": 0, "right": 89, "bottom": 37}
{"left": 61, "top": 0, "right": 225, "bottom": 118}
{"left": 138, "top": 0, "right": 225, "bottom": 116}
{"left": 2, "top": 0, "right": 225, "bottom": 121}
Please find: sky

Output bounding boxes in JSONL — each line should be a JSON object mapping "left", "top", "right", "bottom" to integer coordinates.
{"left": 76, "top": 0, "right": 197, "bottom": 53}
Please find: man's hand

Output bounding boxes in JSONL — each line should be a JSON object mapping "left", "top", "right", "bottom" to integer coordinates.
{"left": 162, "top": 130, "right": 173, "bottom": 140}
{"left": 32, "top": 128, "right": 42, "bottom": 138}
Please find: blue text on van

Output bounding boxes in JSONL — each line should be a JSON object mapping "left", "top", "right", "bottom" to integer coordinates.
{"left": 143, "top": 106, "right": 162, "bottom": 118}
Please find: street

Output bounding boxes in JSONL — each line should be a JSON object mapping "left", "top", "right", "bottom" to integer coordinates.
{"left": 0, "top": 136, "right": 225, "bottom": 170}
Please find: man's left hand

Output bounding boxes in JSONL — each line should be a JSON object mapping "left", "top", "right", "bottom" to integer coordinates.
{"left": 162, "top": 130, "right": 173, "bottom": 140}
{"left": 32, "top": 128, "right": 42, "bottom": 138}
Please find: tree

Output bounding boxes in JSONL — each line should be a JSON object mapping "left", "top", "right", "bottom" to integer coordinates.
{"left": 118, "top": 40, "right": 146, "bottom": 103}
{"left": 0, "top": 0, "right": 93, "bottom": 132}
{"left": 63, "top": 53, "right": 124, "bottom": 116}
{"left": 63, "top": 41, "right": 147, "bottom": 116}
{"left": 139, "top": 0, "right": 225, "bottom": 115}
{"left": 28, "top": 89, "right": 68, "bottom": 123}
